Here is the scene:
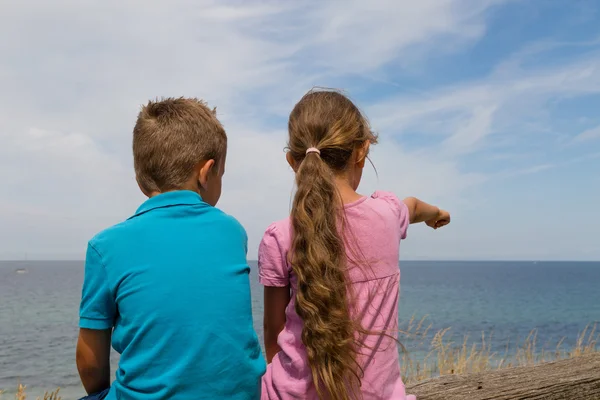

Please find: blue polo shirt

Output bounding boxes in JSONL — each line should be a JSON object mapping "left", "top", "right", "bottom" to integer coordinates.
{"left": 79, "top": 190, "right": 265, "bottom": 400}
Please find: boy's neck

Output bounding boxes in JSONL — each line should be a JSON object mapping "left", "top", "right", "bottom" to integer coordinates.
{"left": 146, "top": 186, "right": 200, "bottom": 199}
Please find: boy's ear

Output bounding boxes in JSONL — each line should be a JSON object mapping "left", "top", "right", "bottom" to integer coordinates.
{"left": 197, "top": 159, "right": 216, "bottom": 188}
{"left": 286, "top": 152, "right": 298, "bottom": 172}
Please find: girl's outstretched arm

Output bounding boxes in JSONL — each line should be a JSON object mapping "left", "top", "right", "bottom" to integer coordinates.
{"left": 403, "top": 197, "right": 451, "bottom": 229}
{"left": 263, "top": 285, "right": 290, "bottom": 363}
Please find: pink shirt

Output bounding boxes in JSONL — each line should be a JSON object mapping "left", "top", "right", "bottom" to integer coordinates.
{"left": 258, "top": 192, "right": 416, "bottom": 400}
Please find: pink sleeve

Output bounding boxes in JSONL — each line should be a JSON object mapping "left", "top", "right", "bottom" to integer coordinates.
{"left": 372, "top": 191, "right": 410, "bottom": 240}
{"left": 258, "top": 224, "right": 290, "bottom": 287}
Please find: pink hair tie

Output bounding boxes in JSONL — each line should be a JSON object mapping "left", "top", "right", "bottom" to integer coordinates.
{"left": 306, "top": 147, "right": 320, "bottom": 155}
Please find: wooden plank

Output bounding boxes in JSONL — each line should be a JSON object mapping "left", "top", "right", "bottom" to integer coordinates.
{"left": 406, "top": 353, "right": 600, "bottom": 400}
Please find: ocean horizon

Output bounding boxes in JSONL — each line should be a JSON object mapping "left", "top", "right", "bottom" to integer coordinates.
{"left": 1, "top": 260, "right": 599, "bottom": 398}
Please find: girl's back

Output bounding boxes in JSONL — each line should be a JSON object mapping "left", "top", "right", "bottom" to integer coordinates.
{"left": 259, "top": 191, "right": 412, "bottom": 399}
{"left": 259, "top": 89, "right": 448, "bottom": 400}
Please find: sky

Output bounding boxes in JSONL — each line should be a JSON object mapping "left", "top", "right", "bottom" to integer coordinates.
{"left": 0, "top": 0, "right": 599, "bottom": 261}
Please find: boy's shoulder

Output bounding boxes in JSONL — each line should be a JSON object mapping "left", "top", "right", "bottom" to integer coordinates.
{"left": 87, "top": 217, "right": 139, "bottom": 251}
{"left": 210, "top": 208, "right": 248, "bottom": 239}
{"left": 89, "top": 205, "right": 246, "bottom": 250}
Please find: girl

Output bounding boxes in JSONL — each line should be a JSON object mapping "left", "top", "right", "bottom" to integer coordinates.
{"left": 259, "top": 89, "right": 450, "bottom": 400}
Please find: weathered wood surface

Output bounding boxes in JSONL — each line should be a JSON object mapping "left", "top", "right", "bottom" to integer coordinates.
{"left": 407, "top": 353, "right": 600, "bottom": 400}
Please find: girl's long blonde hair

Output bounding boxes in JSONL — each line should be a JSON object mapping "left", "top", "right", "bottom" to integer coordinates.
{"left": 288, "top": 89, "right": 378, "bottom": 400}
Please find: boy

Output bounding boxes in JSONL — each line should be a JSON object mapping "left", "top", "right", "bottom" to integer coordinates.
{"left": 76, "top": 98, "right": 266, "bottom": 400}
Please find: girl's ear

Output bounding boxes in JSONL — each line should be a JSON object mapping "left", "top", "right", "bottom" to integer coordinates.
{"left": 286, "top": 152, "right": 298, "bottom": 172}
{"left": 356, "top": 141, "right": 370, "bottom": 168}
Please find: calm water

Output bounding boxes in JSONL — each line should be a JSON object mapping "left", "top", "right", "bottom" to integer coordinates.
{"left": 1, "top": 261, "right": 599, "bottom": 398}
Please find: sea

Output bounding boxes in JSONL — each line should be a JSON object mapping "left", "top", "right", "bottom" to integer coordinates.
{"left": 1, "top": 260, "right": 599, "bottom": 398}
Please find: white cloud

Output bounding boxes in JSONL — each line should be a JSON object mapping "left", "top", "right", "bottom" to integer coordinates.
{"left": 574, "top": 125, "right": 600, "bottom": 142}
{"left": 295, "top": 0, "right": 496, "bottom": 73}
{"left": 0, "top": 126, "right": 142, "bottom": 259}
{"left": 1, "top": 0, "right": 599, "bottom": 260}
{"left": 368, "top": 52, "right": 600, "bottom": 156}
{"left": 441, "top": 105, "right": 498, "bottom": 155}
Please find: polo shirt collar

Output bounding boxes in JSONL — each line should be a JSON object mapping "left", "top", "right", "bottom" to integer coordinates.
{"left": 130, "top": 190, "right": 204, "bottom": 219}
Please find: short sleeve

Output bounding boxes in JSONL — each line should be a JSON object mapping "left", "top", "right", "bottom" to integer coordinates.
{"left": 258, "top": 224, "right": 290, "bottom": 287}
{"left": 79, "top": 243, "right": 116, "bottom": 330}
{"left": 227, "top": 214, "right": 249, "bottom": 255}
{"left": 372, "top": 191, "right": 410, "bottom": 240}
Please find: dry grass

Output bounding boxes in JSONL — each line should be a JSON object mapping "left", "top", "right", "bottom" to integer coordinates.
{"left": 0, "top": 384, "right": 61, "bottom": 400}
{"left": 399, "top": 318, "right": 599, "bottom": 384}
{"left": 2, "top": 322, "right": 597, "bottom": 396}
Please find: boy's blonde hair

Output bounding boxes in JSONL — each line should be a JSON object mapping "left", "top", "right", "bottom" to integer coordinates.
{"left": 133, "top": 97, "right": 227, "bottom": 193}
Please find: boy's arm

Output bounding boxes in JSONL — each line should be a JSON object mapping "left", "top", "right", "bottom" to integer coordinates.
{"left": 78, "top": 242, "right": 116, "bottom": 394}
{"left": 263, "top": 285, "right": 290, "bottom": 363}
{"left": 403, "top": 197, "right": 450, "bottom": 228}
{"left": 76, "top": 328, "right": 111, "bottom": 394}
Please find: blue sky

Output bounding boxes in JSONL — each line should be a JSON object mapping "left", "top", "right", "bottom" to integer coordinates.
{"left": 0, "top": 0, "right": 598, "bottom": 260}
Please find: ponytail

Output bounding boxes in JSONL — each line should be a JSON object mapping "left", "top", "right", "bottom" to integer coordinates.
{"left": 290, "top": 150, "right": 362, "bottom": 400}
{"left": 287, "top": 88, "right": 378, "bottom": 399}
